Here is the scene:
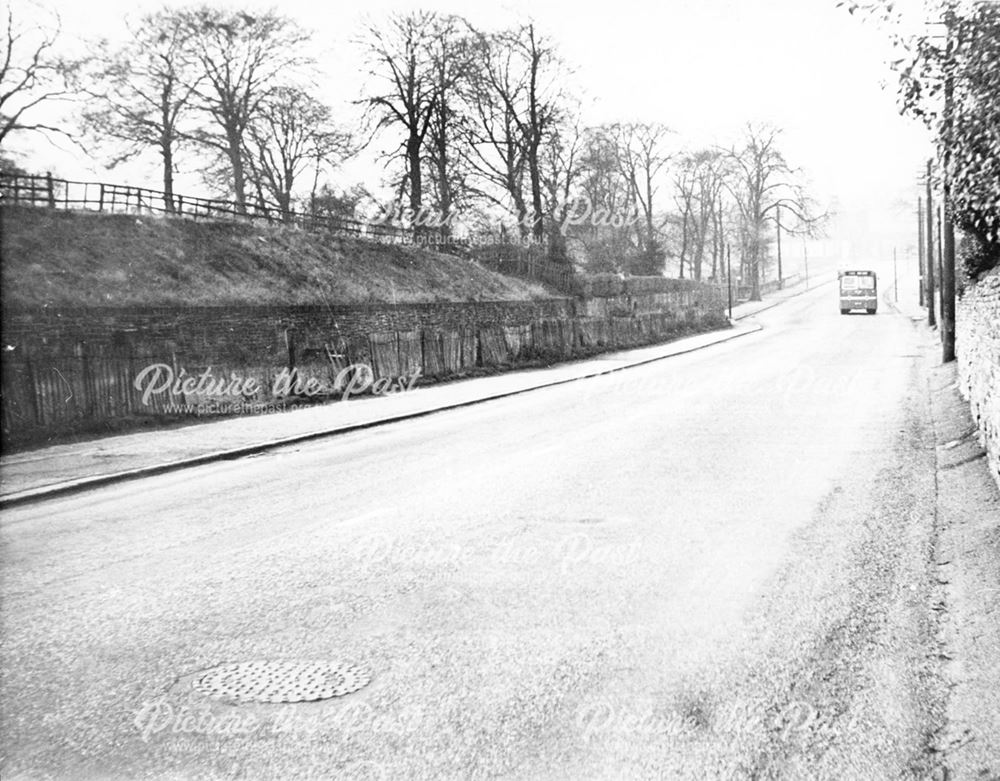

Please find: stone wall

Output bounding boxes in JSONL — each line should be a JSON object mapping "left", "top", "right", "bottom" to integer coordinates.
{"left": 1, "top": 288, "right": 726, "bottom": 446}
{"left": 2, "top": 299, "right": 576, "bottom": 360}
{"left": 957, "top": 266, "right": 1000, "bottom": 487}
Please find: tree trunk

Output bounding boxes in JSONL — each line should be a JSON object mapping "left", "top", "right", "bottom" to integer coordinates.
{"left": 253, "top": 181, "right": 269, "bottom": 220}
{"left": 280, "top": 186, "right": 293, "bottom": 223}
{"left": 750, "top": 240, "right": 762, "bottom": 301}
{"left": 161, "top": 140, "right": 175, "bottom": 213}
{"left": 436, "top": 134, "right": 451, "bottom": 241}
{"left": 694, "top": 198, "right": 712, "bottom": 282}
{"left": 226, "top": 124, "right": 248, "bottom": 214}
{"left": 407, "top": 132, "right": 423, "bottom": 233}
{"left": 710, "top": 203, "right": 719, "bottom": 280}
{"left": 645, "top": 170, "right": 655, "bottom": 254}
{"left": 528, "top": 142, "right": 544, "bottom": 242}
{"left": 513, "top": 190, "right": 528, "bottom": 239}
{"left": 526, "top": 29, "right": 544, "bottom": 244}
{"left": 679, "top": 210, "right": 689, "bottom": 279}
{"left": 159, "top": 95, "right": 175, "bottom": 213}
{"left": 714, "top": 198, "right": 723, "bottom": 279}
{"left": 548, "top": 222, "right": 568, "bottom": 264}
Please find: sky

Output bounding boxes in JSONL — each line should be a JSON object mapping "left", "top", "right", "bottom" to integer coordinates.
{"left": 6, "top": 0, "right": 936, "bottom": 264}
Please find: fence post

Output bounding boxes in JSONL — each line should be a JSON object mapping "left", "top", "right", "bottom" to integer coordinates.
{"left": 98, "top": 183, "right": 105, "bottom": 211}
{"left": 78, "top": 342, "right": 95, "bottom": 419}
{"left": 45, "top": 172, "right": 56, "bottom": 208}
{"left": 24, "top": 354, "right": 42, "bottom": 426}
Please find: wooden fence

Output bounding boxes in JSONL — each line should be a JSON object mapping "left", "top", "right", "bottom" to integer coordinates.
{"left": 1, "top": 349, "right": 187, "bottom": 436}
{"left": 1, "top": 174, "right": 810, "bottom": 301}
{"left": 0, "top": 172, "right": 586, "bottom": 272}
{"left": 0, "top": 172, "right": 417, "bottom": 244}
{"left": 471, "top": 242, "right": 578, "bottom": 294}
{"left": 1, "top": 306, "right": 727, "bottom": 446}
{"left": 477, "top": 257, "right": 578, "bottom": 294}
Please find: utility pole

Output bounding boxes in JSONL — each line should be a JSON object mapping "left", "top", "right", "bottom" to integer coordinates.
{"left": 938, "top": 205, "right": 944, "bottom": 325}
{"left": 776, "top": 205, "right": 783, "bottom": 288}
{"left": 918, "top": 196, "right": 925, "bottom": 306}
{"left": 941, "top": 7, "right": 956, "bottom": 362}
{"left": 925, "top": 160, "right": 936, "bottom": 328}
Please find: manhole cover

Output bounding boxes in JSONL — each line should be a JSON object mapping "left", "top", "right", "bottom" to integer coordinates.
{"left": 193, "top": 661, "right": 371, "bottom": 703}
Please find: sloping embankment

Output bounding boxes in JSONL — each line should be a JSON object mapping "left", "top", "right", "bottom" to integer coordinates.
{"left": 1, "top": 205, "right": 554, "bottom": 308}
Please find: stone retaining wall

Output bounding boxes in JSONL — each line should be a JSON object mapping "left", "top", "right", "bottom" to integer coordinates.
{"left": 957, "top": 266, "right": 1000, "bottom": 487}
{"left": 1, "top": 290, "right": 727, "bottom": 446}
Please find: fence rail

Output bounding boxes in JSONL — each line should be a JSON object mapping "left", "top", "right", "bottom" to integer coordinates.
{"left": 0, "top": 172, "right": 419, "bottom": 244}
{"left": 0, "top": 172, "right": 576, "bottom": 270}
{"left": 5, "top": 173, "right": 807, "bottom": 299}
{"left": 0, "top": 171, "right": 587, "bottom": 293}
{"left": 477, "top": 257, "right": 577, "bottom": 294}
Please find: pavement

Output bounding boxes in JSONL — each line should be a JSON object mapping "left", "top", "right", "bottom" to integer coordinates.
{"left": 884, "top": 266, "right": 1000, "bottom": 781}
{"left": 1, "top": 275, "right": 982, "bottom": 780}
{"left": 929, "top": 357, "right": 1000, "bottom": 781}
{"left": 0, "top": 274, "right": 834, "bottom": 507}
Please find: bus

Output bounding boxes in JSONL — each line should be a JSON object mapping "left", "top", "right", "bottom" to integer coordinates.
{"left": 838, "top": 270, "right": 878, "bottom": 315}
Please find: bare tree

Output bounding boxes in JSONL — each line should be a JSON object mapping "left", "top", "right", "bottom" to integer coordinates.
{"left": 673, "top": 160, "right": 696, "bottom": 278}
{"left": 725, "top": 124, "right": 820, "bottom": 299}
{"left": 612, "top": 122, "right": 672, "bottom": 274}
{"left": 673, "top": 149, "right": 727, "bottom": 280}
{"left": 705, "top": 154, "right": 732, "bottom": 280}
{"left": 243, "top": 86, "right": 351, "bottom": 221}
{"left": 460, "top": 28, "right": 529, "bottom": 235}
{"left": 464, "top": 23, "right": 563, "bottom": 242}
{"left": 424, "top": 15, "right": 473, "bottom": 239}
{"left": 569, "top": 125, "right": 637, "bottom": 271}
{"left": 577, "top": 126, "right": 634, "bottom": 235}
{"left": 0, "top": 3, "right": 78, "bottom": 147}
{"left": 513, "top": 24, "right": 562, "bottom": 243}
{"left": 81, "top": 11, "right": 200, "bottom": 210}
{"left": 360, "top": 11, "right": 440, "bottom": 228}
{"left": 694, "top": 151, "right": 728, "bottom": 281}
{"left": 540, "top": 117, "right": 583, "bottom": 263}
{"left": 176, "top": 7, "right": 311, "bottom": 213}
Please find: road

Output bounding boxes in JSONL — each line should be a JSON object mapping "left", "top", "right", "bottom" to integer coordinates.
{"left": 0, "top": 283, "right": 949, "bottom": 780}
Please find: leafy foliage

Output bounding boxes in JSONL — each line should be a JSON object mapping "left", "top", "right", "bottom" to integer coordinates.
{"left": 838, "top": 0, "right": 1000, "bottom": 275}
{"left": 945, "top": 4, "right": 1000, "bottom": 273}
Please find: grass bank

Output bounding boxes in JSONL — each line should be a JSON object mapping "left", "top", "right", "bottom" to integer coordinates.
{"left": 1, "top": 206, "right": 554, "bottom": 308}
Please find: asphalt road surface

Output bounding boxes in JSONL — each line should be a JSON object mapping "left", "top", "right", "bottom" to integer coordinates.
{"left": 1, "top": 284, "right": 949, "bottom": 780}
